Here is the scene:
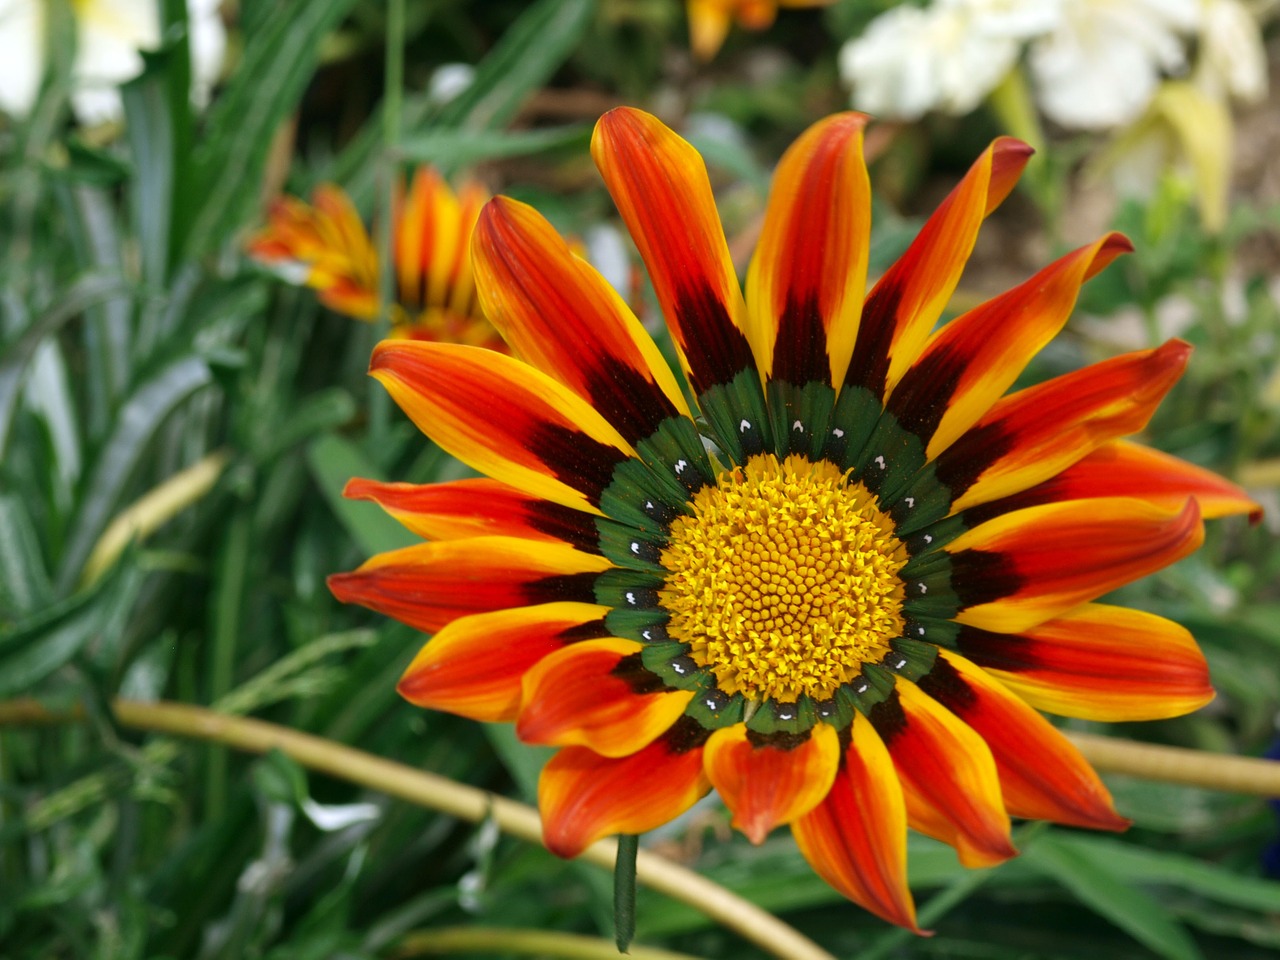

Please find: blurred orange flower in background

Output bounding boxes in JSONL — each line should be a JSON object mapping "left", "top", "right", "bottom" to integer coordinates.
{"left": 686, "top": 0, "right": 834, "bottom": 60}
{"left": 250, "top": 168, "right": 503, "bottom": 349}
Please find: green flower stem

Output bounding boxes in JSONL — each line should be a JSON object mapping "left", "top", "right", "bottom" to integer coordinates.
{"left": 615, "top": 833, "right": 639, "bottom": 953}
{"left": 369, "top": 0, "right": 405, "bottom": 453}
{"left": 205, "top": 510, "right": 252, "bottom": 817}
{"left": 393, "top": 926, "right": 700, "bottom": 959}
{"left": 0, "top": 699, "right": 837, "bottom": 960}
{"left": 1065, "top": 731, "right": 1280, "bottom": 796}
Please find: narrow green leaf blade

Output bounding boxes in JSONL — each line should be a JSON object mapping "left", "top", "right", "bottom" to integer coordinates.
{"left": 56, "top": 355, "right": 213, "bottom": 591}
{"left": 182, "top": 0, "right": 359, "bottom": 261}
{"left": 435, "top": 0, "right": 596, "bottom": 133}
{"left": 397, "top": 124, "right": 590, "bottom": 168}
{"left": 1022, "top": 833, "right": 1204, "bottom": 960}
{"left": 306, "top": 433, "right": 418, "bottom": 557}
{"left": 0, "top": 556, "right": 142, "bottom": 697}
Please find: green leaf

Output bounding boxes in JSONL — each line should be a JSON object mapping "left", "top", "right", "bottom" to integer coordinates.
{"left": 305, "top": 432, "right": 418, "bottom": 557}
{"left": 434, "top": 0, "right": 596, "bottom": 132}
{"left": 258, "top": 388, "right": 357, "bottom": 462}
{"left": 0, "top": 495, "right": 53, "bottom": 623}
{"left": 1051, "top": 835, "right": 1280, "bottom": 915}
{"left": 330, "top": 0, "right": 596, "bottom": 205}
{"left": 397, "top": 124, "right": 590, "bottom": 169}
{"left": 118, "top": 19, "right": 203, "bottom": 286}
{"left": 56, "top": 355, "right": 213, "bottom": 591}
{"left": 0, "top": 553, "right": 142, "bottom": 697}
{"left": 60, "top": 184, "right": 135, "bottom": 435}
{"left": 182, "top": 0, "right": 360, "bottom": 262}
{"left": 1022, "top": 833, "right": 1204, "bottom": 960}
{"left": 0, "top": 274, "right": 135, "bottom": 458}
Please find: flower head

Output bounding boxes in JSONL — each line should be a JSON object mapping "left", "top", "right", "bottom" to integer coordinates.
{"left": 329, "top": 108, "right": 1258, "bottom": 929}
{"left": 250, "top": 168, "right": 502, "bottom": 348}
{"left": 687, "top": 0, "right": 833, "bottom": 61}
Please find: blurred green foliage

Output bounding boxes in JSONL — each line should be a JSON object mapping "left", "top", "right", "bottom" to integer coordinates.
{"left": 1, "top": 1, "right": 1278, "bottom": 958}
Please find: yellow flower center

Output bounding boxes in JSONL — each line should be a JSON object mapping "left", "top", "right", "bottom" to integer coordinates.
{"left": 659, "top": 454, "right": 908, "bottom": 704}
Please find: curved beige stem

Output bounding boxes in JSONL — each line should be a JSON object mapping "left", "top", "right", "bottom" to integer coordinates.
{"left": 1066, "top": 730, "right": 1280, "bottom": 796}
{"left": 393, "top": 926, "right": 701, "bottom": 959}
{"left": 0, "top": 698, "right": 836, "bottom": 960}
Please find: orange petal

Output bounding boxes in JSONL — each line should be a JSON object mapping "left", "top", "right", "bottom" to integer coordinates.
{"left": 396, "top": 602, "right": 610, "bottom": 721}
{"left": 936, "top": 339, "right": 1191, "bottom": 513}
{"left": 954, "top": 603, "right": 1214, "bottom": 721}
{"left": 920, "top": 651, "right": 1128, "bottom": 831}
{"left": 875, "top": 681, "right": 1016, "bottom": 868}
{"left": 370, "top": 339, "right": 635, "bottom": 513}
{"left": 890, "top": 233, "right": 1132, "bottom": 458}
{"left": 746, "top": 112, "right": 870, "bottom": 388}
{"left": 472, "top": 196, "right": 693, "bottom": 443}
{"left": 328, "top": 536, "right": 612, "bottom": 634}
{"left": 394, "top": 168, "right": 475, "bottom": 316}
{"left": 592, "top": 108, "right": 756, "bottom": 396}
{"left": 517, "top": 638, "right": 693, "bottom": 758}
{"left": 792, "top": 712, "right": 921, "bottom": 932}
{"left": 703, "top": 722, "right": 840, "bottom": 844}
{"left": 945, "top": 497, "right": 1203, "bottom": 634}
{"left": 965, "top": 439, "right": 1263, "bottom": 524}
{"left": 846, "top": 137, "right": 1034, "bottom": 401}
{"left": 249, "top": 186, "right": 380, "bottom": 319}
{"left": 686, "top": 0, "right": 732, "bottom": 60}
{"left": 539, "top": 724, "right": 711, "bottom": 858}
{"left": 342, "top": 477, "right": 600, "bottom": 548}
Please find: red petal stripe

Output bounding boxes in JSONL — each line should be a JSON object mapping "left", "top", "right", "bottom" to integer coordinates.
{"left": 539, "top": 726, "right": 711, "bottom": 858}
{"left": 746, "top": 112, "right": 871, "bottom": 387}
{"left": 919, "top": 652, "right": 1128, "bottom": 831}
{"left": 948, "top": 497, "right": 1203, "bottom": 634}
{"left": 953, "top": 603, "right": 1214, "bottom": 721}
{"left": 342, "top": 477, "right": 600, "bottom": 548}
{"left": 328, "top": 537, "right": 611, "bottom": 634}
{"left": 965, "top": 439, "right": 1263, "bottom": 524}
{"left": 703, "top": 723, "right": 840, "bottom": 844}
{"left": 936, "top": 339, "right": 1193, "bottom": 512}
{"left": 592, "top": 107, "right": 757, "bottom": 394}
{"left": 370, "top": 339, "right": 634, "bottom": 512}
{"left": 846, "top": 137, "right": 1034, "bottom": 400}
{"left": 516, "top": 639, "right": 693, "bottom": 758}
{"left": 791, "top": 712, "right": 921, "bottom": 932}
{"left": 890, "top": 233, "right": 1132, "bottom": 456}
{"left": 396, "top": 602, "right": 609, "bottom": 722}
{"left": 473, "top": 197, "right": 691, "bottom": 442}
{"left": 876, "top": 682, "right": 1017, "bottom": 868}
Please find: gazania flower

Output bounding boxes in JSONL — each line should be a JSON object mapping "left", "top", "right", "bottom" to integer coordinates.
{"left": 687, "top": 0, "right": 833, "bottom": 61}
{"left": 249, "top": 168, "right": 502, "bottom": 348}
{"left": 330, "top": 108, "right": 1258, "bottom": 929}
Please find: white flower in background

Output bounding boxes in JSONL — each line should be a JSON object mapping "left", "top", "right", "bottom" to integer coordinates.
{"left": 841, "top": 0, "right": 1059, "bottom": 120}
{"left": 70, "top": 0, "right": 164, "bottom": 124}
{"left": 187, "top": 0, "right": 227, "bottom": 110}
{"left": 0, "top": 1, "right": 42, "bottom": 116}
{"left": 1195, "top": 0, "right": 1268, "bottom": 104}
{"left": 1028, "top": 0, "right": 1200, "bottom": 129}
{"left": 0, "top": 0, "right": 225, "bottom": 123}
{"left": 841, "top": 0, "right": 1262, "bottom": 131}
